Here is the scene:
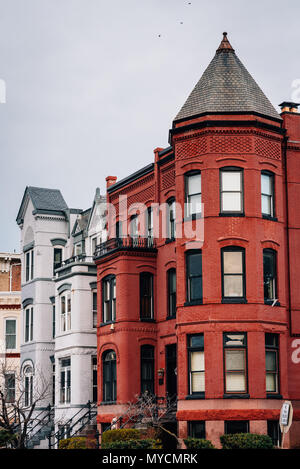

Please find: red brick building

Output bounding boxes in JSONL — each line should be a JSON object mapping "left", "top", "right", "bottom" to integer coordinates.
{"left": 94, "top": 33, "right": 300, "bottom": 448}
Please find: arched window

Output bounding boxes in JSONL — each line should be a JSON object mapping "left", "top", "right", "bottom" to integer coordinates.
{"left": 103, "top": 350, "right": 116, "bottom": 402}
{"left": 23, "top": 365, "right": 33, "bottom": 407}
{"left": 102, "top": 275, "right": 116, "bottom": 323}
{"left": 140, "top": 272, "right": 154, "bottom": 320}
{"left": 141, "top": 345, "right": 155, "bottom": 395}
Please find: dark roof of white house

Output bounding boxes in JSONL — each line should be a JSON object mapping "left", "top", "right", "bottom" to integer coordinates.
{"left": 16, "top": 186, "right": 69, "bottom": 224}
{"left": 174, "top": 33, "right": 281, "bottom": 122}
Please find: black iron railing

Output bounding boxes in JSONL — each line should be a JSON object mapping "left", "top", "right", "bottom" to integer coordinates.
{"left": 94, "top": 237, "right": 157, "bottom": 259}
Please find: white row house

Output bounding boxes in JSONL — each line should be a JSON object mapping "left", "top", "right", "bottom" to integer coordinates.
{"left": 16, "top": 186, "right": 106, "bottom": 448}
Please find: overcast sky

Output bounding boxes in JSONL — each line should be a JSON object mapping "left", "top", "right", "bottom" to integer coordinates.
{"left": 0, "top": 0, "right": 299, "bottom": 252}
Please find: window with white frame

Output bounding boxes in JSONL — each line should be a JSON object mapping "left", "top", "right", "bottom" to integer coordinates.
{"left": 25, "top": 249, "right": 34, "bottom": 282}
{"left": 261, "top": 171, "right": 275, "bottom": 217}
{"left": 188, "top": 334, "right": 205, "bottom": 395}
{"left": 60, "top": 291, "right": 71, "bottom": 332}
{"left": 220, "top": 168, "right": 244, "bottom": 214}
{"left": 224, "top": 333, "right": 247, "bottom": 394}
{"left": 24, "top": 307, "right": 33, "bottom": 343}
{"left": 185, "top": 172, "right": 202, "bottom": 217}
{"left": 5, "top": 319, "right": 16, "bottom": 349}
{"left": 102, "top": 276, "right": 116, "bottom": 323}
{"left": 60, "top": 358, "right": 71, "bottom": 404}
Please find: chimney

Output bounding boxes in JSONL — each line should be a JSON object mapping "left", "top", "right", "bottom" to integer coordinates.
{"left": 106, "top": 176, "right": 117, "bottom": 189}
{"left": 279, "top": 101, "right": 300, "bottom": 113}
{"left": 280, "top": 102, "right": 300, "bottom": 141}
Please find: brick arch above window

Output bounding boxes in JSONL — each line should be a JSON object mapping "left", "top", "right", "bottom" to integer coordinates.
{"left": 98, "top": 343, "right": 120, "bottom": 364}
{"left": 260, "top": 240, "right": 280, "bottom": 250}
{"left": 217, "top": 237, "right": 249, "bottom": 248}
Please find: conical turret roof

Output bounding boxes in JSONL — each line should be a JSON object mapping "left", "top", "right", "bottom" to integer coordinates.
{"left": 175, "top": 33, "right": 280, "bottom": 122}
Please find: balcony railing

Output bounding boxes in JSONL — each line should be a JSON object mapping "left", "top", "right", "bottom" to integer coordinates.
{"left": 94, "top": 237, "right": 157, "bottom": 259}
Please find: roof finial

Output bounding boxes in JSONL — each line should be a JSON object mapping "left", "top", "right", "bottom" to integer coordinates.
{"left": 217, "top": 31, "right": 235, "bottom": 53}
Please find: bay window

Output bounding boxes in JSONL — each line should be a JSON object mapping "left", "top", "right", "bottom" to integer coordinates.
{"left": 221, "top": 247, "right": 246, "bottom": 301}
{"left": 60, "top": 358, "right": 71, "bottom": 404}
{"left": 102, "top": 275, "right": 116, "bottom": 323}
{"left": 103, "top": 350, "right": 116, "bottom": 402}
{"left": 220, "top": 168, "right": 243, "bottom": 214}
{"left": 263, "top": 249, "right": 277, "bottom": 303}
{"left": 185, "top": 171, "right": 202, "bottom": 218}
{"left": 140, "top": 272, "right": 154, "bottom": 320}
{"left": 188, "top": 334, "right": 205, "bottom": 395}
{"left": 261, "top": 171, "right": 275, "bottom": 218}
{"left": 61, "top": 291, "right": 71, "bottom": 332}
{"left": 265, "top": 333, "right": 279, "bottom": 395}
{"left": 186, "top": 251, "right": 203, "bottom": 303}
{"left": 224, "top": 333, "right": 248, "bottom": 394}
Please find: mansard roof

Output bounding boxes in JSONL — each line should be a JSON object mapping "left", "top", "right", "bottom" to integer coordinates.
{"left": 16, "top": 186, "right": 68, "bottom": 225}
{"left": 174, "top": 33, "right": 281, "bottom": 123}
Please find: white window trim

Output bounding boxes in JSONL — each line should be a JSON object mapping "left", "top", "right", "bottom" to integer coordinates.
{"left": 4, "top": 317, "right": 17, "bottom": 351}
{"left": 24, "top": 306, "right": 33, "bottom": 343}
{"left": 60, "top": 291, "right": 71, "bottom": 333}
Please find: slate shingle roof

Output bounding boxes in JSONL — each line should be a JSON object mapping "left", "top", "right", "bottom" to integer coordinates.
{"left": 174, "top": 33, "right": 281, "bottom": 122}
{"left": 27, "top": 186, "right": 68, "bottom": 212}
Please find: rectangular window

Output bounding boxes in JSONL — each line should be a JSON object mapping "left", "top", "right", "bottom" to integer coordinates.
{"left": 186, "top": 172, "right": 201, "bottom": 217}
{"left": 186, "top": 251, "right": 203, "bottom": 303}
{"left": 92, "top": 291, "right": 97, "bottom": 328}
{"left": 188, "top": 334, "right": 205, "bottom": 395}
{"left": 263, "top": 249, "right": 277, "bottom": 302}
{"left": 265, "top": 333, "right": 279, "bottom": 394}
{"left": 220, "top": 169, "right": 243, "bottom": 214}
{"left": 225, "top": 421, "right": 249, "bottom": 434}
{"left": 25, "top": 249, "right": 34, "bottom": 282}
{"left": 103, "top": 276, "right": 116, "bottom": 323}
{"left": 53, "top": 248, "right": 63, "bottom": 273}
{"left": 167, "top": 199, "right": 176, "bottom": 240}
{"left": 5, "top": 374, "right": 15, "bottom": 403}
{"left": 167, "top": 269, "right": 176, "bottom": 318}
{"left": 5, "top": 319, "right": 16, "bottom": 349}
{"left": 222, "top": 247, "right": 245, "bottom": 300}
{"left": 140, "top": 273, "right": 154, "bottom": 320}
{"left": 224, "top": 333, "right": 247, "bottom": 394}
{"left": 261, "top": 172, "right": 275, "bottom": 217}
{"left": 25, "top": 307, "right": 33, "bottom": 342}
{"left": 61, "top": 292, "right": 71, "bottom": 332}
{"left": 60, "top": 358, "right": 71, "bottom": 404}
{"left": 188, "top": 421, "right": 206, "bottom": 439}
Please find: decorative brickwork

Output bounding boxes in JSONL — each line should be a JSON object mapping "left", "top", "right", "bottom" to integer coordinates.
{"left": 210, "top": 134, "right": 252, "bottom": 153}
{"left": 255, "top": 137, "right": 281, "bottom": 160}
{"left": 161, "top": 167, "right": 175, "bottom": 190}
{"left": 176, "top": 135, "right": 208, "bottom": 159}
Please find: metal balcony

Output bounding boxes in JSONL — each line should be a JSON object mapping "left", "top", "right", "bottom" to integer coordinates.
{"left": 94, "top": 237, "right": 157, "bottom": 259}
